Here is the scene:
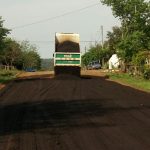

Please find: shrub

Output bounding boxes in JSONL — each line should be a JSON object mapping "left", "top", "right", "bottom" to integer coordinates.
{"left": 143, "top": 68, "right": 150, "bottom": 80}
{"left": 0, "top": 70, "right": 17, "bottom": 77}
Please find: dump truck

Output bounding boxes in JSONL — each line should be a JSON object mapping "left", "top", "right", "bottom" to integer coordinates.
{"left": 54, "top": 33, "right": 81, "bottom": 76}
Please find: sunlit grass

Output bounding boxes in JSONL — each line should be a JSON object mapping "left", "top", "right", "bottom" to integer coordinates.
{"left": 0, "top": 70, "right": 19, "bottom": 83}
{"left": 108, "top": 72, "right": 150, "bottom": 92}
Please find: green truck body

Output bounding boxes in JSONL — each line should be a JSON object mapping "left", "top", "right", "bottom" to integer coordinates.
{"left": 54, "top": 33, "right": 81, "bottom": 76}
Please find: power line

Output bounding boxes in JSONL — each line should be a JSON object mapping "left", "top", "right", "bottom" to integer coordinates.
{"left": 28, "top": 40, "right": 97, "bottom": 43}
{"left": 12, "top": 3, "right": 100, "bottom": 30}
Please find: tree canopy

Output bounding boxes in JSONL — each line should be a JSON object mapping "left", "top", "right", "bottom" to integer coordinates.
{"left": 0, "top": 17, "right": 10, "bottom": 51}
{"left": 0, "top": 17, "right": 41, "bottom": 70}
{"left": 100, "top": 0, "right": 150, "bottom": 63}
{"left": 82, "top": 0, "right": 150, "bottom": 74}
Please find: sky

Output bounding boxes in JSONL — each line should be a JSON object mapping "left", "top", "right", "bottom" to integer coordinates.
{"left": 0, "top": 0, "right": 120, "bottom": 58}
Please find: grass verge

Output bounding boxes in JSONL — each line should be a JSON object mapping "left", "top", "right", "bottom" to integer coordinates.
{"left": 107, "top": 72, "right": 150, "bottom": 92}
{"left": 0, "top": 70, "right": 19, "bottom": 84}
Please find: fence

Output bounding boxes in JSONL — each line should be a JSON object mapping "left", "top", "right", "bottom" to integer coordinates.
{"left": 126, "top": 64, "right": 150, "bottom": 76}
{"left": 0, "top": 65, "right": 15, "bottom": 70}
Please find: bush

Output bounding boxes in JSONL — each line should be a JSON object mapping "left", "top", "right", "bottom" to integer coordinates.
{"left": 0, "top": 69, "right": 19, "bottom": 83}
{"left": 1, "top": 71, "right": 13, "bottom": 76}
{"left": 0, "top": 70, "right": 18, "bottom": 77}
{"left": 143, "top": 68, "right": 150, "bottom": 80}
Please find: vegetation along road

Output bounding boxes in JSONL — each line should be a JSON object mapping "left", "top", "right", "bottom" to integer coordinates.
{"left": 0, "top": 70, "right": 150, "bottom": 150}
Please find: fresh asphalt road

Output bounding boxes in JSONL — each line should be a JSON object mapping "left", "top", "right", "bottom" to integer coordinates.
{"left": 0, "top": 71, "right": 150, "bottom": 150}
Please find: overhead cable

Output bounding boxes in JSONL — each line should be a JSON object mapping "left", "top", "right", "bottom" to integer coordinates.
{"left": 12, "top": 3, "right": 100, "bottom": 30}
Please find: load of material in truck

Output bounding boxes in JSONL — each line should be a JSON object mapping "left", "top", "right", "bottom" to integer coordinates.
{"left": 54, "top": 33, "right": 81, "bottom": 76}
{"left": 55, "top": 33, "right": 80, "bottom": 52}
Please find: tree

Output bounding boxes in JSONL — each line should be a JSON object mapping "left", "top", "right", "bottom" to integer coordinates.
{"left": 105, "top": 26, "right": 123, "bottom": 53}
{"left": 82, "top": 44, "right": 112, "bottom": 67}
{"left": 0, "top": 17, "right": 41, "bottom": 70}
{"left": 2, "top": 38, "right": 22, "bottom": 68}
{"left": 118, "top": 31, "right": 147, "bottom": 63}
{"left": 22, "top": 51, "right": 41, "bottom": 70}
{"left": 131, "top": 51, "right": 150, "bottom": 77}
{"left": 101, "top": 0, "right": 150, "bottom": 72}
{"left": 132, "top": 51, "right": 150, "bottom": 66}
{"left": 101, "top": 0, "right": 150, "bottom": 43}
{"left": 20, "top": 41, "right": 41, "bottom": 70}
{"left": 0, "top": 17, "right": 10, "bottom": 52}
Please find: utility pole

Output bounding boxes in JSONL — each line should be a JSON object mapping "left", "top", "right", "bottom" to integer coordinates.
{"left": 135, "top": 5, "right": 137, "bottom": 14}
{"left": 101, "top": 25, "right": 104, "bottom": 49}
{"left": 84, "top": 46, "right": 87, "bottom": 53}
{"left": 101, "top": 25, "right": 104, "bottom": 68}
{"left": 95, "top": 41, "right": 97, "bottom": 47}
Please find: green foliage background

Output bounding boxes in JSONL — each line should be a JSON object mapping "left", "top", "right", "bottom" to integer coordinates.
{"left": 82, "top": 0, "right": 150, "bottom": 76}
{"left": 0, "top": 17, "right": 41, "bottom": 70}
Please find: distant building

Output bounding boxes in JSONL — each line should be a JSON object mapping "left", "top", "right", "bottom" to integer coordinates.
{"left": 108, "top": 54, "right": 120, "bottom": 70}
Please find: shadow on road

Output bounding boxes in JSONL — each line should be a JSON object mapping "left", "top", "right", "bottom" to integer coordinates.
{"left": 0, "top": 74, "right": 150, "bottom": 136}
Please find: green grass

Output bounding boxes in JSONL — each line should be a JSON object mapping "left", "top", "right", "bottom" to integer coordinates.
{"left": 107, "top": 72, "right": 150, "bottom": 92}
{"left": 0, "top": 70, "right": 19, "bottom": 83}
